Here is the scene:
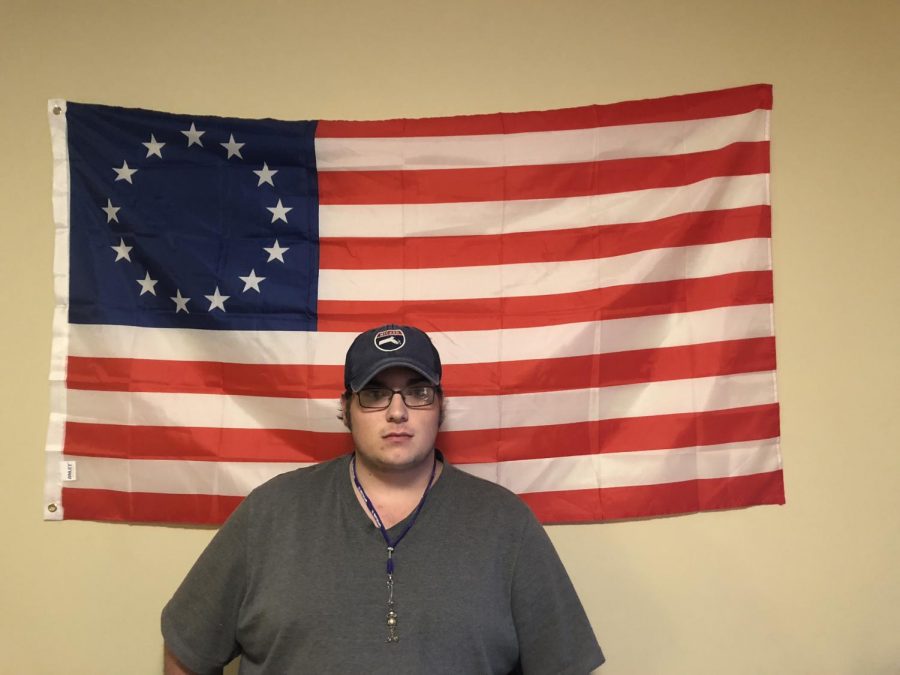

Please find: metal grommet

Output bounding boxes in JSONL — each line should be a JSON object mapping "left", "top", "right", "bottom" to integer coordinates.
{"left": 47, "top": 503, "right": 58, "bottom": 513}
{"left": 52, "top": 105, "right": 62, "bottom": 115}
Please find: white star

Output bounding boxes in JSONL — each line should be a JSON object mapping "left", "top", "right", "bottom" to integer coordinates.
{"left": 264, "top": 239, "right": 290, "bottom": 263}
{"left": 221, "top": 134, "right": 245, "bottom": 159}
{"left": 170, "top": 289, "right": 190, "bottom": 314}
{"left": 205, "top": 286, "right": 230, "bottom": 312}
{"left": 102, "top": 199, "right": 121, "bottom": 223}
{"left": 267, "top": 199, "right": 293, "bottom": 223}
{"left": 111, "top": 238, "right": 133, "bottom": 262}
{"left": 142, "top": 134, "right": 166, "bottom": 158}
{"left": 136, "top": 272, "right": 158, "bottom": 296}
{"left": 253, "top": 162, "right": 278, "bottom": 187}
{"left": 239, "top": 269, "right": 266, "bottom": 293}
{"left": 181, "top": 123, "right": 205, "bottom": 147}
{"left": 113, "top": 161, "right": 138, "bottom": 183}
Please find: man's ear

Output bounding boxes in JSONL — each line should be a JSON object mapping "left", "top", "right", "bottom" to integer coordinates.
{"left": 339, "top": 394, "right": 352, "bottom": 430}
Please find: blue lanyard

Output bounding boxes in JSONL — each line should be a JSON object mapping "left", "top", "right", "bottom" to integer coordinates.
{"left": 350, "top": 452, "right": 438, "bottom": 573}
{"left": 350, "top": 452, "right": 438, "bottom": 643}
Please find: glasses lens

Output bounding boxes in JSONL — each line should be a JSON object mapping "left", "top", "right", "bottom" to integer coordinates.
{"left": 401, "top": 386, "right": 435, "bottom": 407}
{"left": 358, "top": 388, "right": 392, "bottom": 408}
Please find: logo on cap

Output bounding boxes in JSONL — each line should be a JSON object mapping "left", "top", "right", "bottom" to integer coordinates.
{"left": 374, "top": 328, "right": 406, "bottom": 352}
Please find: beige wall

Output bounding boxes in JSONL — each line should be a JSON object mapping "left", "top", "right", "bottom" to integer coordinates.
{"left": 2, "top": 1, "right": 898, "bottom": 672}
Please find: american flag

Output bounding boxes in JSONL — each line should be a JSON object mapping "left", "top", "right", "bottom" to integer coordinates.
{"left": 44, "top": 84, "right": 784, "bottom": 525}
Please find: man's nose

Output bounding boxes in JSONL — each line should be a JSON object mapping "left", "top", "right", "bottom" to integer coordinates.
{"left": 385, "top": 391, "right": 409, "bottom": 422}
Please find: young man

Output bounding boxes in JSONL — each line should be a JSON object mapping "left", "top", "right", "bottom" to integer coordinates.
{"left": 162, "top": 324, "right": 604, "bottom": 674}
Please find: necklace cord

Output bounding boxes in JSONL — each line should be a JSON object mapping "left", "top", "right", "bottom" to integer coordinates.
{"left": 351, "top": 452, "right": 438, "bottom": 573}
{"left": 351, "top": 452, "right": 437, "bottom": 644}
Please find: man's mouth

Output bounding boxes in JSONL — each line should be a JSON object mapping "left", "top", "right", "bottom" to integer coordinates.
{"left": 383, "top": 431, "right": 412, "bottom": 439}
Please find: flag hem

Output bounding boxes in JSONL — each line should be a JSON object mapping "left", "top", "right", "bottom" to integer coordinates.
{"left": 44, "top": 99, "right": 70, "bottom": 521}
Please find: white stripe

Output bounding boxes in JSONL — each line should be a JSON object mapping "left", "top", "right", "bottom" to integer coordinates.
{"left": 65, "top": 371, "right": 777, "bottom": 433}
{"left": 67, "top": 303, "right": 774, "bottom": 365}
{"left": 444, "top": 371, "right": 777, "bottom": 431}
{"left": 67, "top": 323, "right": 354, "bottom": 365}
{"left": 66, "top": 389, "right": 345, "bottom": 433}
{"left": 318, "top": 238, "right": 772, "bottom": 301}
{"left": 315, "top": 109, "right": 769, "bottom": 170}
{"left": 61, "top": 455, "right": 308, "bottom": 496}
{"left": 435, "top": 304, "right": 774, "bottom": 364}
{"left": 460, "top": 437, "right": 783, "bottom": 493}
{"left": 319, "top": 174, "right": 768, "bottom": 238}
{"left": 60, "top": 435, "right": 781, "bottom": 496}
{"left": 45, "top": 99, "right": 71, "bottom": 521}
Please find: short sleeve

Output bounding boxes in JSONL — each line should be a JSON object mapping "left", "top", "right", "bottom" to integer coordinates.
{"left": 161, "top": 500, "right": 250, "bottom": 674}
{"left": 510, "top": 517, "right": 605, "bottom": 674}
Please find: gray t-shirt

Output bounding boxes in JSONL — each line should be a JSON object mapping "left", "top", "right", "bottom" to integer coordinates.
{"left": 162, "top": 454, "right": 604, "bottom": 674}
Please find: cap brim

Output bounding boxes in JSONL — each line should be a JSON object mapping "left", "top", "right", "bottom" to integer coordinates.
{"left": 349, "top": 359, "right": 441, "bottom": 391}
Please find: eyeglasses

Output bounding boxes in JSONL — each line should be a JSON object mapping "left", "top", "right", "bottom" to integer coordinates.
{"left": 356, "top": 385, "right": 438, "bottom": 410}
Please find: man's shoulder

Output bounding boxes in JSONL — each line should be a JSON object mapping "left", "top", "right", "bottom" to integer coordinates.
{"left": 443, "top": 462, "right": 537, "bottom": 523}
{"left": 244, "top": 455, "right": 346, "bottom": 509}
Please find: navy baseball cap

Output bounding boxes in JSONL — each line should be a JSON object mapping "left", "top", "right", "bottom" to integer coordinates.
{"left": 344, "top": 324, "right": 442, "bottom": 392}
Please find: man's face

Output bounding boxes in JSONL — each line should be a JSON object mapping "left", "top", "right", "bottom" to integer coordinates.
{"left": 346, "top": 366, "right": 441, "bottom": 474}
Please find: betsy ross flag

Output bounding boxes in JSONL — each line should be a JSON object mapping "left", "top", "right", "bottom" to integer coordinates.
{"left": 44, "top": 84, "right": 784, "bottom": 525}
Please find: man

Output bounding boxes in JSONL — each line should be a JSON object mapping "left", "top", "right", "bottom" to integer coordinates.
{"left": 162, "top": 324, "right": 604, "bottom": 674}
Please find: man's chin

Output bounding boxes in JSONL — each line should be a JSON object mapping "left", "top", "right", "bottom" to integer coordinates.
{"left": 362, "top": 447, "right": 434, "bottom": 472}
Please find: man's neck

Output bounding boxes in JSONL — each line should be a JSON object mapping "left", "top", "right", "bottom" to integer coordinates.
{"left": 351, "top": 451, "right": 443, "bottom": 528}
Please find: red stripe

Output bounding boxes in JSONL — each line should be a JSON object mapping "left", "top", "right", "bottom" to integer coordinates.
{"left": 520, "top": 470, "right": 785, "bottom": 523}
{"left": 67, "top": 357, "right": 344, "bottom": 397}
{"left": 63, "top": 403, "right": 779, "bottom": 464}
{"left": 321, "top": 206, "right": 771, "bottom": 270}
{"left": 318, "top": 142, "right": 769, "bottom": 206}
{"left": 64, "top": 422, "right": 353, "bottom": 462}
{"left": 61, "top": 487, "right": 243, "bottom": 525}
{"left": 442, "top": 404, "right": 781, "bottom": 463}
{"left": 317, "top": 270, "right": 774, "bottom": 332}
{"left": 317, "top": 84, "right": 772, "bottom": 138}
{"left": 59, "top": 467, "right": 784, "bottom": 525}
{"left": 449, "top": 337, "right": 776, "bottom": 395}
{"left": 67, "top": 337, "right": 774, "bottom": 397}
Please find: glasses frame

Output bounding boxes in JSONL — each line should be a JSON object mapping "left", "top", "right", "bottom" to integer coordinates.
{"left": 356, "top": 385, "right": 439, "bottom": 410}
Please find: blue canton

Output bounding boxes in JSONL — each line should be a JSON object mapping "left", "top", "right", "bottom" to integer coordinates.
{"left": 66, "top": 102, "right": 319, "bottom": 331}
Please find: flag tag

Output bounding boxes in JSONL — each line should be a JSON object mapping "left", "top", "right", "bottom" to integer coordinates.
{"left": 60, "top": 461, "right": 77, "bottom": 482}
